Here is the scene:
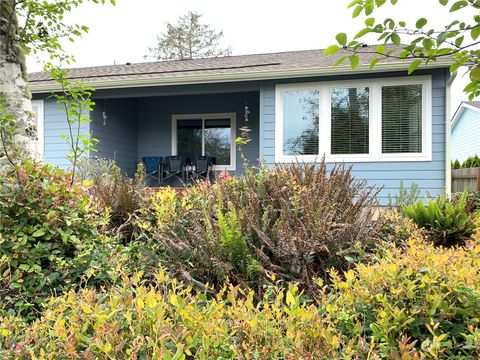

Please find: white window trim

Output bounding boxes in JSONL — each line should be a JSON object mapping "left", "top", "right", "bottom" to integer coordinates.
{"left": 31, "top": 100, "right": 44, "bottom": 158}
{"left": 171, "top": 112, "right": 237, "bottom": 171}
{"left": 275, "top": 76, "right": 432, "bottom": 163}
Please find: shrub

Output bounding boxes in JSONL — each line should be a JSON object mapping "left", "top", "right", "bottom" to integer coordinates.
{"left": 373, "top": 209, "right": 422, "bottom": 248}
{"left": 2, "top": 239, "right": 479, "bottom": 359}
{"left": 321, "top": 237, "right": 480, "bottom": 359}
{"left": 85, "top": 160, "right": 145, "bottom": 238}
{"left": 452, "top": 159, "right": 461, "bottom": 170}
{"left": 135, "top": 161, "right": 381, "bottom": 292}
{"left": 462, "top": 155, "right": 480, "bottom": 169}
{"left": 401, "top": 192, "right": 478, "bottom": 246}
{"left": 452, "top": 155, "right": 480, "bottom": 169}
{"left": 452, "top": 190, "right": 480, "bottom": 213}
{"left": 388, "top": 180, "right": 420, "bottom": 207}
{"left": 76, "top": 156, "right": 117, "bottom": 181}
{"left": 0, "top": 161, "right": 109, "bottom": 318}
{"left": 0, "top": 272, "right": 342, "bottom": 359}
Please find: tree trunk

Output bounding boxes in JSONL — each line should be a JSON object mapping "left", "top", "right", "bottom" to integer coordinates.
{"left": 0, "top": 0, "right": 38, "bottom": 169}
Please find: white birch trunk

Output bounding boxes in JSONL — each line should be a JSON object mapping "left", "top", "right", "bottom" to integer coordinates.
{"left": 0, "top": 0, "right": 38, "bottom": 169}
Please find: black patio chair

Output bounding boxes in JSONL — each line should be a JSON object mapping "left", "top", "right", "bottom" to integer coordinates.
{"left": 190, "top": 155, "right": 215, "bottom": 182}
{"left": 162, "top": 155, "right": 186, "bottom": 183}
{"left": 142, "top": 156, "right": 162, "bottom": 185}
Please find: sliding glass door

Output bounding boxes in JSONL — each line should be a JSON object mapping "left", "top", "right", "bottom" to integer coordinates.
{"left": 173, "top": 113, "right": 236, "bottom": 170}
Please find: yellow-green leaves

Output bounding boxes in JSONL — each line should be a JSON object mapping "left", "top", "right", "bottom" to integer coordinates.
{"left": 324, "top": 45, "right": 341, "bottom": 55}
{"left": 408, "top": 59, "right": 423, "bottom": 74}
{"left": 145, "top": 290, "right": 158, "bottom": 308}
{"left": 416, "top": 17, "right": 428, "bottom": 29}
{"left": 2, "top": 229, "right": 480, "bottom": 359}
{"left": 336, "top": 33, "right": 348, "bottom": 46}
{"left": 449, "top": 0, "right": 469, "bottom": 12}
{"left": 349, "top": 55, "right": 360, "bottom": 69}
{"left": 328, "top": 0, "right": 480, "bottom": 101}
{"left": 170, "top": 293, "right": 179, "bottom": 307}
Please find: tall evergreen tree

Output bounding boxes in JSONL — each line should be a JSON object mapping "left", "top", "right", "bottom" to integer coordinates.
{"left": 147, "top": 11, "right": 232, "bottom": 61}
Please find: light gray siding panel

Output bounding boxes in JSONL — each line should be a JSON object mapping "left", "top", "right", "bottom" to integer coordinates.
{"left": 260, "top": 69, "right": 448, "bottom": 204}
{"left": 451, "top": 108, "right": 480, "bottom": 163}
{"left": 43, "top": 98, "right": 89, "bottom": 170}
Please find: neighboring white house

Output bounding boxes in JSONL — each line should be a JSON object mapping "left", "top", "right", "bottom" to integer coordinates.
{"left": 451, "top": 101, "right": 480, "bottom": 163}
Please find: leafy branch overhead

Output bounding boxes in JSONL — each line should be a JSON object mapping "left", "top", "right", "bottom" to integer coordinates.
{"left": 147, "top": 11, "right": 232, "bottom": 61}
{"left": 3, "top": 0, "right": 116, "bottom": 65}
{"left": 326, "top": 0, "right": 480, "bottom": 99}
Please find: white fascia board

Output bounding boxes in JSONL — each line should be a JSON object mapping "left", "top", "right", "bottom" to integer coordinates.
{"left": 29, "top": 61, "right": 452, "bottom": 94}
{"left": 451, "top": 102, "right": 480, "bottom": 129}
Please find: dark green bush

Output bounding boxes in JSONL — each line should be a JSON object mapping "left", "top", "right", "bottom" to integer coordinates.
{"left": 401, "top": 192, "right": 478, "bottom": 246}
{"left": 134, "top": 161, "right": 381, "bottom": 293}
{"left": 452, "top": 155, "right": 480, "bottom": 169}
{"left": 0, "top": 161, "right": 110, "bottom": 318}
{"left": 452, "top": 159, "right": 461, "bottom": 169}
{"left": 463, "top": 155, "right": 480, "bottom": 169}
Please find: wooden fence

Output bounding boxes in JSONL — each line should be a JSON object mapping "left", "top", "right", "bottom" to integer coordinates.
{"left": 452, "top": 167, "right": 480, "bottom": 193}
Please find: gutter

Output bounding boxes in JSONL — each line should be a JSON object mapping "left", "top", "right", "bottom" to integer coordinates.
{"left": 446, "top": 70, "right": 457, "bottom": 195}
{"left": 29, "top": 60, "right": 453, "bottom": 94}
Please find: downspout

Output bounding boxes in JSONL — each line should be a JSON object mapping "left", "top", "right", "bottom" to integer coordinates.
{"left": 445, "top": 69, "right": 457, "bottom": 195}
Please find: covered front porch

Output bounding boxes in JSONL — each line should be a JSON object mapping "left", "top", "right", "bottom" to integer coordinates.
{"left": 89, "top": 85, "right": 260, "bottom": 185}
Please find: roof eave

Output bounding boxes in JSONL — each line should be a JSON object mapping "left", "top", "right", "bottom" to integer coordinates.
{"left": 451, "top": 102, "right": 480, "bottom": 129}
{"left": 29, "top": 61, "right": 452, "bottom": 94}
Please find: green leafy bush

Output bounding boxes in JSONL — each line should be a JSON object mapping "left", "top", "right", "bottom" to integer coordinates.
{"left": 401, "top": 192, "right": 478, "bottom": 246}
{"left": 135, "top": 161, "right": 381, "bottom": 292}
{"left": 0, "top": 161, "right": 109, "bottom": 318}
{"left": 388, "top": 180, "right": 420, "bottom": 207}
{"left": 462, "top": 155, "right": 480, "bottom": 169}
{"left": 76, "top": 156, "right": 117, "bottom": 181}
{"left": 321, "top": 236, "right": 480, "bottom": 359}
{"left": 2, "top": 237, "right": 479, "bottom": 359}
{"left": 452, "top": 155, "right": 480, "bottom": 169}
{"left": 452, "top": 159, "right": 461, "bottom": 170}
{"left": 0, "top": 271, "right": 340, "bottom": 359}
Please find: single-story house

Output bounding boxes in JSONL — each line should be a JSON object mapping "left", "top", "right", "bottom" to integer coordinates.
{"left": 451, "top": 101, "right": 480, "bottom": 163}
{"left": 29, "top": 46, "right": 453, "bottom": 204}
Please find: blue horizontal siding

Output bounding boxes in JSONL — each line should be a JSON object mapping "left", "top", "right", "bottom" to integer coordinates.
{"left": 90, "top": 99, "right": 138, "bottom": 176}
{"left": 260, "top": 69, "right": 448, "bottom": 204}
{"left": 137, "top": 92, "right": 260, "bottom": 175}
{"left": 451, "top": 107, "right": 480, "bottom": 163}
{"left": 43, "top": 99, "right": 90, "bottom": 170}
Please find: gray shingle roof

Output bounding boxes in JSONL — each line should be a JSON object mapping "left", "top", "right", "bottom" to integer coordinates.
{"left": 464, "top": 101, "right": 480, "bottom": 109}
{"left": 29, "top": 46, "right": 451, "bottom": 91}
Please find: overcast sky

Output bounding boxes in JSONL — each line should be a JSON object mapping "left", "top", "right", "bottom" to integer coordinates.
{"left": 26, "top": 0, "right": 477, "bottom": 111}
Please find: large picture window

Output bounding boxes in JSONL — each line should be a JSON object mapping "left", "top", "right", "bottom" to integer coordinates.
{"left": 275, "top": 76, "right": 431, "bottom": 163}
{"left": 172, "top": 113, "right": 236, "bottom": 170}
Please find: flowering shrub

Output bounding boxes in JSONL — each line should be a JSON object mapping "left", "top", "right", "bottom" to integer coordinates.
{"left": 0, "top": 161, "right": 109, "bottom": 318}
